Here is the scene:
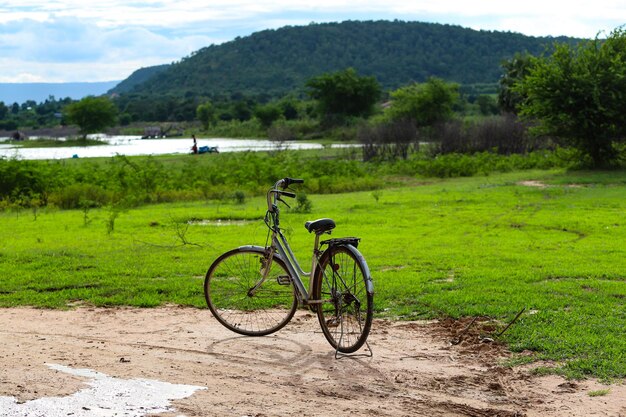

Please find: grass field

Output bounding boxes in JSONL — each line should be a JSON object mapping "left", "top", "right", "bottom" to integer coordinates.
{"left": 1, "top": 168, "right": 625, "bottom": 380}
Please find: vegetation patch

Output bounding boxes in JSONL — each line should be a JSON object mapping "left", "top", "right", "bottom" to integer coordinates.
{"left": 2, "top": 168, "right": 626, "bottom": 380}
{"left": 15, "top": 137, "right": 107, "bottom": 147}
{"left": 588, "top": 389, "right": 610, "bottom": 397}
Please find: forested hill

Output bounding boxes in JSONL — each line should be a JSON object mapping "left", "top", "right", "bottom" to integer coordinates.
{"left": 111, "top": 20, "right": 578, "bottom": 98}
{"left": 110, "top": 65, "right": 169, "bottom": 96}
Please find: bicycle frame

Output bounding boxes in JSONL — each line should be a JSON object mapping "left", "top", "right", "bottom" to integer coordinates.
{"left": 243, "top": 178, "right": 373, "bottom": 310}
{"left": 257, "top": 179, "right": 327, "bottom": 305}
{"left": 272, "top": 226, "right": 321, "bottom": 304}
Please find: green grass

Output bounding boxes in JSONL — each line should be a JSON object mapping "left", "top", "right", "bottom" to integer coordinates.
{"left": 588, "top": 389, "right": 610, "bottom": 397}
{"left": 1, "top": 169, "right": 626, "bottom": 380}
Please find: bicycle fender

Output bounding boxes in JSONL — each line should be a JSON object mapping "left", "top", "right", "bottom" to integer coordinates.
{"left": 237, "top": 244, "right": 265, "bottom": 252}
{"left": 237, "top": 245, "right": 288, "bottom": 264}
{"left": 344, "top": 244, "right": 374, "bottom": 296}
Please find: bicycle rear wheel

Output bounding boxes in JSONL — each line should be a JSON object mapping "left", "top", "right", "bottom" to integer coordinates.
{"left": 314, "top": 245, "right": 373, "bottom": 353}
{"left": 205, "top": 248, "right": 297, "bottom": 336}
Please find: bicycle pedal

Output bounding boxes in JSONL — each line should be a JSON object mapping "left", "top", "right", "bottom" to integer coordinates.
{"left": 276, "top": 275, "right": 291, "bottom": 285}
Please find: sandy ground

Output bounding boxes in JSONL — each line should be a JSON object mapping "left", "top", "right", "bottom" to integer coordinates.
{"left": 0, "top": 307, "right": 624, "bottom": 417}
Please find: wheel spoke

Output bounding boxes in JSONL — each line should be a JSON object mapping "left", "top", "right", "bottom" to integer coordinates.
{"left": 205, "top": 249, "right": 297, "bottom": 336}
{"left": 316, "top": 246, "right": 373, "bottom": 353}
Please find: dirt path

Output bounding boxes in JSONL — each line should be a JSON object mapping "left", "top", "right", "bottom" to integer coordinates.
{"left": 0, "top": 307, "right": 624, "bottom": 416}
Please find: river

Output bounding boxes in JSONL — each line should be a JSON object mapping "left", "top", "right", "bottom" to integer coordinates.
{"left": 0, "top": 135, "right": 333, "bottom": 160}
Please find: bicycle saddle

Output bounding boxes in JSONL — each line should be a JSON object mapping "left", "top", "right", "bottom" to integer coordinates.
{"left": 304, "top": 218, "right": 336, "bottom": 235}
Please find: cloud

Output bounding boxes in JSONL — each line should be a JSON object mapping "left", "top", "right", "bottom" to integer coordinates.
{"left": 1, "top": 0, "right": 624, "bottom": 82}
{"left": 5, "top": 0, "right": 623, "bottom": 35}
{"left": 0, "top": 15, "right": 216, "bottom": 82}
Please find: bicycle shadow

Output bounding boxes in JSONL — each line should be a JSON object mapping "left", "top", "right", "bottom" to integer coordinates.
{"left": 205, "top": 333, "right": 314, "bottom": 367}
{"left": 204, "top": 332, "right": 383, "bottom": 383}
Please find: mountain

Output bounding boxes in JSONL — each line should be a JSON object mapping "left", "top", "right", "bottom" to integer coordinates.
{"left": 0, "top": 81, "right": 121, "bottom": 105}
{"left": 113, "top": 20, "right": 579, "bottom": 99}
{"left": 108, "top": 65, "right": 169, "bottom": 95}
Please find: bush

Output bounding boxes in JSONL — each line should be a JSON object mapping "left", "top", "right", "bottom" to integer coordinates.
{"left": 232, "top": 190, "right": 246, "bottom": 205}
{"left": 49, "top": 184, "right": 110, "bottom": 209}
{"left": 254, "top": 103, "right": 282, "bottom": 128}
{"left": 268, "top": 124, "right": 297, "bottom": 142}
{"left": 292, "top": 191, "right": 313, "bottom": 213}
{"left": 358, "top": 119, "right": 418, "bottom": 161}
{"left": 205, "top": 119, "right": 264, "bottom": 138}
{"left": 434, "top": 114, "right": 549, "bottom": 155}
{"left": 0, "top": 157, "right": 58, "bottom": 204}
{"left": 403, "top": 150, "right": 570, "bottom": 178}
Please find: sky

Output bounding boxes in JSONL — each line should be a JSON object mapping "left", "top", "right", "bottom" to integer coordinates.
{"left": 0, "top": 0, "right": 624, "bottom": 84}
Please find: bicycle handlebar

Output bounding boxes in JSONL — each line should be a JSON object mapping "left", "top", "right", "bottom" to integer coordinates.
{"left": 267, "top": 178, "right": 304, "bottom": 212}
{"left": 276, "top": 177, "right": 304, "bottom": 189}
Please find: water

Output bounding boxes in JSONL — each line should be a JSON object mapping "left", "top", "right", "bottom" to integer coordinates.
{"left": 0, "top": 363, "right": 206, "bottom": 417}
{"left": 0, "top": 135, "right": 329, "bottom": 160}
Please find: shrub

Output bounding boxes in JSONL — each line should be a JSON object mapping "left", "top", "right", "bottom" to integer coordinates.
{"left": 49, "top": 184, "right": 110, "bottom": 210}
{"left": 268, "top": 124, "right": 297, "bottom": 142}
{"left": 292, "top": 192, "right": 313, "bottom": 213}
{"left": 0, "top": 157, "right": 60, "bottom": 205}
{"left": 232, "top": 190, "right": 246, "bottom": 205}
{"left": 358, "top": 119, "right": 418, "bottom": 161}
{"left": 434, "top": 114, "right": 549, "bottom": 155}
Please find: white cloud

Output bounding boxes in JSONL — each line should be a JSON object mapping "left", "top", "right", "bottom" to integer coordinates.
{"left": 0, "top": 57, "right": 158, "bottom": 83}
{"left": 0, "top": 15, "right": 216, "bottom": 82}
{"left": 0, "top": 0, "right": 624, "bottom": 82}
{"left": 4, "top": 0, "right": 622, "bottom": 33}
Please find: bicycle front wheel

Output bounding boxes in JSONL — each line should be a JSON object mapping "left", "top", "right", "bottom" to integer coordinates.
{"left": 314, "top": 245, "right": 373, "bottom": 353}
{"left": 205, "top": 248, "right": 297, "bottom": 336}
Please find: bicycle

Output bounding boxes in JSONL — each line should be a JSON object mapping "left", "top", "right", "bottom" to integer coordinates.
{"left": 204, "top": 177, "right": 374, "bottom": 355}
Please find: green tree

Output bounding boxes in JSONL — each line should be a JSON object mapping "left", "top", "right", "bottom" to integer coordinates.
{"left": 278, "top": 98, "right": 300, "bottom": 120}
{"left": 0, "top": 102, "right": 8, "bottom": 120}
{"left": 64, "top": 96, "right": 117, "bottom": 137}
{"left": 196, "top": 102, "right": 216, "bottom": 129}
{"left": 518, "top": 28, "right": 626, "bottom": 167}
{"left": 254, "top": 103, "right": 282, "bottom": 128}
{"left": 476, "top": 95, "right": 499, "bottom": 115}
{"left": 498, "top": 52, "right": 535, "bottom": 114}
{"left": 385, "top": 77, "right": 459, "bottom": 127}
{"left": 118, "top": 112, "right": 132, "bottom": 126}
{"left": 232, "top": 100, "right": 253, "bottom": 121}
{"left": 306, "top": 68, "right": 381, "bottom": 120}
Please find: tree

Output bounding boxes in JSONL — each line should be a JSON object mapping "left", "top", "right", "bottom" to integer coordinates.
{"left": 278, "top": 98, "right": 299, "bottom": 120}
{"left": 306, "top": 68, "right": 381, "bottom": 121}
{"left": 254, "top": 103, "right": 282, "bottom": 128}
{"left": 498, "top": 52, "right": 535, "bottom": 114}
{"left": 476, "top": 95, "right": 499, "bottom": 115}
{"left": 196, "top": 102, "right": 216, "bottom": 129}
{"left": 0, "top": 102, "right": 8, "bottom": 120}
{"left": 64, "top": 96, "right": 117, "bottom": 137}
{"left": 232, "top": 100, "right": 253, "bottom": 121}
{"left": 385, "top": 77, "right": 459, "bottom": 127}
{"left": 518, "top": 28, "right": 626, "bottom": 167}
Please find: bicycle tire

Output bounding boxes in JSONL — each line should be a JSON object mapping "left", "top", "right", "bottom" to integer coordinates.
{"left": 314, "top": 244, "right": 373, "bottom": 353}
{"left": 205, "top": 247, "right": 298, "bottom": 336}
